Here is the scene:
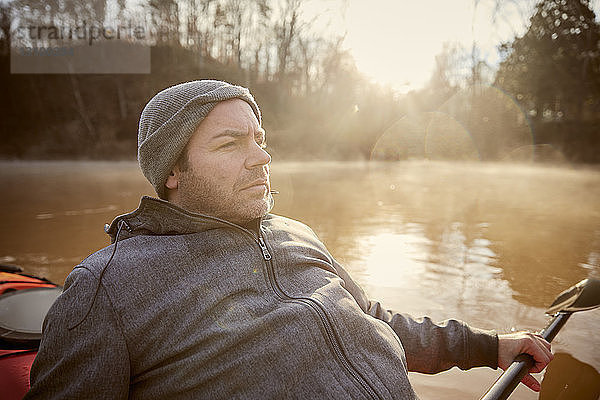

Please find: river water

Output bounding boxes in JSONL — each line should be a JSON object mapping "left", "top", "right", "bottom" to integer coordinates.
{"left": 1, "top": 160, "right": 599, "bottom": 399}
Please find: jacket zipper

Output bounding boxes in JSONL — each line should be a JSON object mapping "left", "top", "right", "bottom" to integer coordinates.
{"left": 117, "top": 204, "right": 380, "bottom": 398}
{"left": 257, "top": 237, "right": 272, "bottom": 260}
{"left": 257, "top": 232, "right": 379, "bottom": 400}
{"left": 151, "top": 208, "right": 379, "bottom": 399}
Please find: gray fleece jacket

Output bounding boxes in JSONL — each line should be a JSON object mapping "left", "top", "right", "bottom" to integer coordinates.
{"left": 26, "top": 196, "right": 498, "bottom": 399}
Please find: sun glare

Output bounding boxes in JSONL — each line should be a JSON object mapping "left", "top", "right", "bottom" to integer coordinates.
{"left": 336, "top": 0, "right": 540, "bottom": 94}
{"left": 343, "top": 1, "right": 474, "bottom": 93}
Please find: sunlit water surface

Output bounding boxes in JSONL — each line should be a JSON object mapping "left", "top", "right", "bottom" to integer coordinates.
{"left": 1, "top": 160, "right": 599, "bottom": 399}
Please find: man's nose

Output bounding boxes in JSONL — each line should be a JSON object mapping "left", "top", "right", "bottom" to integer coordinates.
{"left": 246, "top": 141, "right": 271, "bottom": 169}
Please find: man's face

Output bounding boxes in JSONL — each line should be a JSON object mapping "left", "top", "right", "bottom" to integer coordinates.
{"left": 168, "top": 99, "right": 273, "bottom": 224}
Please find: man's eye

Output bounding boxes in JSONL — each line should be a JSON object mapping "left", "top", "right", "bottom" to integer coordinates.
{"left": 219, "top": 142, "right": 236, "bottom": 149}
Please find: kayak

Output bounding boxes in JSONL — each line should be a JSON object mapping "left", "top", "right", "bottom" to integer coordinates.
{"left": 0, "top": 265, "right": 57, "bottom": 295}
{"left": 0, "top": 265, "right": 61, "bottom": 399}
{"left": 0, "top": 350, "right": 37, "bottom": 400}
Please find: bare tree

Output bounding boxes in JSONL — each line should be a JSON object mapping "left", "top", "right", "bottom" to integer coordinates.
{"left": 0, "top": 3, "right": 11, "bottom": 56}
{"left": 273, "top": 0, "right": 301, "bottom": 81}
{"left": 148, "top": 0, "right": 180, "bottom": 46}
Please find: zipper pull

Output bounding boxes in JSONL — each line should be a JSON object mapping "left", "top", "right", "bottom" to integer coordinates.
{"left": 258, "top": 237, "right": 272, "bottom": 261}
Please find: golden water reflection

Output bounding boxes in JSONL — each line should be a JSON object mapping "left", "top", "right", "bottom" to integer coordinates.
{"left": 0, "top": 160, "right": 599, "bottom": 399}
{"left": 272, "top": 161, "right": 600, "bottom": 399}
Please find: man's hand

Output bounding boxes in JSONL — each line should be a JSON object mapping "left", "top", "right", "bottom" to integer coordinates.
{"left": 497, "top": 332, "right": 553, "bottom": 392}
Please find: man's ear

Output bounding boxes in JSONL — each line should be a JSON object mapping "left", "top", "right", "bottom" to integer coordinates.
{"left": 165, "top": 165, "right": 181, "bottom": 191}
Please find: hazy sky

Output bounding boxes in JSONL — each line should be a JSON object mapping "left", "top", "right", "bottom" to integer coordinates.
{"left": 344, "top": 0, "right": 521, "bottom": 92}
{"left": 307, "top": 0, "right": 600, "bottom": 93}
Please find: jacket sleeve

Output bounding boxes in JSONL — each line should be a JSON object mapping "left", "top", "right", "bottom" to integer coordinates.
{"left": 25, "top": 266, "right": 130, "bottom": 399}
{"left": 332, "top": 258, "right": 499, "bottom": 374}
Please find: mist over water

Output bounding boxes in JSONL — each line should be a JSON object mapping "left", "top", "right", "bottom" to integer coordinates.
{"left": 272, "top": 160, "right": 600, "bottom": 399}
{"left": 1, "top": 160, "right": 598, "bottom": 399}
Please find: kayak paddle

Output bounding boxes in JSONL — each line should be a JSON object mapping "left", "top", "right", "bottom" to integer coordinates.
{"left": 480, "top": 277, "right": 600, "bottom": 400}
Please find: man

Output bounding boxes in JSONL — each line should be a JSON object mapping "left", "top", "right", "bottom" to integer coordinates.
{"left": 26, "top": 80, "right": 552, "bottom": 399}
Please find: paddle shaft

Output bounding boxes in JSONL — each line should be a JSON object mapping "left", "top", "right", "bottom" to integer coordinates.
{"left": 480, "top": 312, "right": 571, "bottom": 400}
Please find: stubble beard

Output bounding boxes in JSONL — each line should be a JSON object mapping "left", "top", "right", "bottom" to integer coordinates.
{"left": 177, "top": 168, "right": 274, "bottom": 224}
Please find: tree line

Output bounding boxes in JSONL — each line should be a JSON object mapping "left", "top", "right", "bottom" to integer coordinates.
{"left": 0, "top": 0, "right": 599, "bottom": 163}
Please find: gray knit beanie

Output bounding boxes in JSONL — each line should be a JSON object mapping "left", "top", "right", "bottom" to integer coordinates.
{"left": 138, "top": 80, "right": 262, "bottom": 199}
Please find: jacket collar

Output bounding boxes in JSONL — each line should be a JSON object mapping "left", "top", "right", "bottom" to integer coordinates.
{"left": 104, "top": 196, "right": 261, "bottom": 243}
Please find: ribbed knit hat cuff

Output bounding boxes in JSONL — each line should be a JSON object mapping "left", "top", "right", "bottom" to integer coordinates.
{"left": 137, "top": 83, "right": 261, "bottom": 199}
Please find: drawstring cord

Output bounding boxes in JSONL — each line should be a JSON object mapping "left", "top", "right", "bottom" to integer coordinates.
{"left": 68, "top": 220, "right": 128, "bottom": 330}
